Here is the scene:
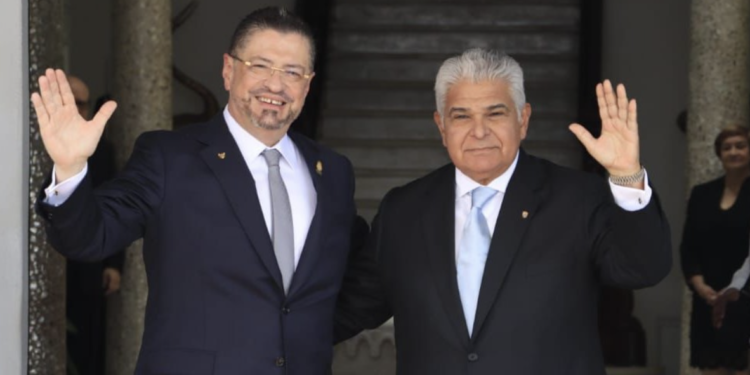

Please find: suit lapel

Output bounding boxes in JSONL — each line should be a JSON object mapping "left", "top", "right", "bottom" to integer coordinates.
{"left": 423, "top": 165, "right": 471, "bottom": 349}
{"left": 471, "top": 151, "right": 545, "bottom": 340}
{"left": 195, "top": 115, "right": 283, "bottom": 292}
{"left": 285, "top": 132, "right": 324, "bottom": 297}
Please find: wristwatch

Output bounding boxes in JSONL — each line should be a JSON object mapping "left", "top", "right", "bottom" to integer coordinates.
{"left": 609, "top": 166, "right": 646, "bottom": 186}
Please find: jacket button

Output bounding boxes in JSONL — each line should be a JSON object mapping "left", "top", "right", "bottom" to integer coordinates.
{"left": 282, "top": 307, "right": 291, "bottom": 314}
{"left": 468, "top": 353, "right": 479, "bottom": 362}
{"left": 275, "top": 357, "right": 285, "bottom": 367}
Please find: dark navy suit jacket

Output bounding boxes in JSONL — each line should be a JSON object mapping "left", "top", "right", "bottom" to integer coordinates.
{"left": 38, "top": 114, "right": 356, "bottom": 375}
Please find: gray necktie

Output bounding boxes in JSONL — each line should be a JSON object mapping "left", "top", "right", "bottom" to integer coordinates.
{"left": 262, "top": 149, "right": 294, "bottom": 294}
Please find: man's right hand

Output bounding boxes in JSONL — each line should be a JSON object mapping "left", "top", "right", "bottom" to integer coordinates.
{"left": 30, "top": 69, "right": 117, "bottom": 182}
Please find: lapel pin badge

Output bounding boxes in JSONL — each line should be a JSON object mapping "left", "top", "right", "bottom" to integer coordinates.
{"left": 316, "top": 161, "right": 323, "bottom": 176}
{"left": 217, "top": 152, "right": 226, "bottom": 160}
{"left": 522, "top": 210, "right": 529, "bottom": 219}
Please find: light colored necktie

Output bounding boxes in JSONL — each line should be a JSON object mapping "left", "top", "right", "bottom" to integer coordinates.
{"left": 262, "top": 149, "right": 294, "bottom": 294}
{"left": 457, "top": 186, "right": 497, "bottom": 337}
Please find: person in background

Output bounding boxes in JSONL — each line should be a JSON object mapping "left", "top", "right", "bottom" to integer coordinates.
{"left": 681, "top": 125, "right": 750, "bottom": 375}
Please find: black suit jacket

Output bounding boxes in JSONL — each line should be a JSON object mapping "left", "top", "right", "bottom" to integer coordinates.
{"left": 336, "top": 150, "right": 672, "bottom": 375}
{"left": 38, "top": 115, "right": 356, "bottom": 375}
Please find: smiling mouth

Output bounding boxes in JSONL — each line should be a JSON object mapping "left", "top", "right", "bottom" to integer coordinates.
{"left": 257, "top": 96, "right": 286, "bottom": 106}
{"left": 466, "top": 147, "right": 499, "bottom": 152}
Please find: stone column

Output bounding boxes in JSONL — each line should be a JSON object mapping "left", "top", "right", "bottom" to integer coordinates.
{"left": 105, "top": 1, "right": 171, "bottom": 374}
{"left": 27, "top": 0, "right": 68, "bottom": 374}
{"left": 681, "top": 1, "right": 750, "bottom": 374}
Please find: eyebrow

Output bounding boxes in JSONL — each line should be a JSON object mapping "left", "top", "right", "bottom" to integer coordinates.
{"left": 448, "top": 103, "right": 509, "bottom": 115}
{"left": 486, "top": 104, "right": 510, "bottom": 111}
{"left": 448, "top": 107, "right": 468, "bottom": 115}
{"left": 250, "top": 56, "right": 306, "bottom": 71}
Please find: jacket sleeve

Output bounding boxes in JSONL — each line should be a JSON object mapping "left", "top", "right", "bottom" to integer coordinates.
{"left": 334, "top": 192, "right": 394, "bottom": 344}
{"left": 35, "top": 131, "right": 166, "bottom": 262}
{"left": 589, "top": 177, "right": 673, "bottom": 289}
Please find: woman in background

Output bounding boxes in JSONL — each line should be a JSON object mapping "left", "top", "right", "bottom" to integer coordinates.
{"left": 681, "top": 125, "right": 750, "bottom": 375}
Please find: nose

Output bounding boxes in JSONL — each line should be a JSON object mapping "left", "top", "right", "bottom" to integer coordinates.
{"left": 471, "top": 119, "right": 488, "bottom": 139}
{"left": 263, "top": 69, "right": 285, "bottom": 92}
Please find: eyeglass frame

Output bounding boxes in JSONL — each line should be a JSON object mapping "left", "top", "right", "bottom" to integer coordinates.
{"left": 228, "top": 54, "right": 314, "bottom": 83}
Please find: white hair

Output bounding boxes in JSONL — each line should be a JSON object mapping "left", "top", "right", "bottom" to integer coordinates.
{"left": 434, "top": 48, "right": 525, "bottom": 121}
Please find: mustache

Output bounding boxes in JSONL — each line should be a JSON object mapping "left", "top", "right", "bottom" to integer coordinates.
{"left": 247, "top": 89, "right": 292, "bottom": 103}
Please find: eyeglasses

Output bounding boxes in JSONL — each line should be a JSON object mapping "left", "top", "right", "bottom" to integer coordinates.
{"left": 229, "top": 54, "right": 312, "bottom": 84}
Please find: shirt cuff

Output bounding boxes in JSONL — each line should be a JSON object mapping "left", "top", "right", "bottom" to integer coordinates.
{"left": 608, "top": 171, "right": 652, "bottom": 212}
{"left": 727, "top": 256, "right": 750, "bottom": 290}
{"left": 43, "top": 164, "right": 88, "bottom": 207}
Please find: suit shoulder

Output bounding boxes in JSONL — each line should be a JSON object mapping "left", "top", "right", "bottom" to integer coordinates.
{"left": 290, "top": 131, "right": 353, "bottom": 169}
{"left": 528, "top": 155, "right": 605, "bottom": 190}
{"left": 382, "top": 164, "right": 453, "bottom": 204}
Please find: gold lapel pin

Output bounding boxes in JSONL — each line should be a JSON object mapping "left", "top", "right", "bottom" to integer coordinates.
{"left": 522, "top": 210, "right": 529, "bottom": 219}
{"left": 217, "top": 152, "right": 226, "bottom": 160}
{"left": 316, "top": 161, "right": 323, "bottom": 176}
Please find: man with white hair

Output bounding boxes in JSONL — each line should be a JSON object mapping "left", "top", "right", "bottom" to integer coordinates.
{"left": 335, "top": 48, "right": 671, "bottom": 374}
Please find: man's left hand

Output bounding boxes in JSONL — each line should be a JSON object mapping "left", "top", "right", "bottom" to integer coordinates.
{"left": 569, "top": 80, "right": 642, "bottom": 188}
{"left": 103, "top": 267, "right": 122, "bottom": 296}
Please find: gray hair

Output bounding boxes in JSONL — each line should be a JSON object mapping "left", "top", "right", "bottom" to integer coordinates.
{"left": 434, "top": 48, "right": 525, "bottom": 121}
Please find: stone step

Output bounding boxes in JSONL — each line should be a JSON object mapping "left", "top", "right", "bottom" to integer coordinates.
{"left": 332, "top": 25, "right": 576, "bottom": 34}
{"left": 355, "top": 206, "right": 378, "bottom": 225}
{"left": 327, "top": 52, "right": 578, "bottom": 62}
{"left": 328, "top": 31, "right": 578, "bottom": 56}
{"left": 325, "top": 56, "right": 578, "bottom": 85}
{"left": 336, "top": 0, "right": 579, "bottom": 5}
{"left": 332, "top": 4, "right": 579, "bottom": 29}
{"left": 323, "top": 86, "right": 578, "bottom": 115}
{"left": 319, "top": 115, "right": 579, "bottom": 143}
{"left": 325, "top": 78, "right": 576, "bottom": 90}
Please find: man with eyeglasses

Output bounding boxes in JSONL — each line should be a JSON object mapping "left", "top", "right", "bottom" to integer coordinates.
{"left": 32, "top": 7, "right": 358, "bottom": 375}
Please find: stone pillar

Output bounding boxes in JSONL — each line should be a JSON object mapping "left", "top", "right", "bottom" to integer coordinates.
{"left": 681, "top": 1, "right": 750, "bottom": 374}
{"left": 105, "top": 1, "right": 171, "bottom": 374}
{"left": 27, "top": 0, "right": 68, "bottom": 374}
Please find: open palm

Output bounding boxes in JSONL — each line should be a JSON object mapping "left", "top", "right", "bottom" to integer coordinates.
{"left": 30, "top": 69, "right": 117, "bottom": 180}
{"left": 569, "top": 80, "right": 640, "bottom": 177}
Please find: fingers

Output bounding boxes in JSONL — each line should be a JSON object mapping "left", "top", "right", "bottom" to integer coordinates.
{"left": 568, "top": 123, "right": 596, "bottom": 151}
{"left": 45, "top": 68, "right": 64, "bottom": 109}
{"left": 603, "top": 80, "right": 619, "bottom": 123}
{"left": 91, "top": 100, "right": 118, "bottom": 128}
{"left": 55, "top": 69, "right": 76, "bottom": 108}
{"left": 38, "top": 70, "right": 57, "bottom": 116}
{"left": 616, "top": 84, "right": 628, "bottom": 122}
{"left": 596, "top": 83, "right": 608, "bottom": 125}
{"left": 30, "top": 93, "right": 49, "bottom": 128}
{"left": 627, "top": 99, "right": 638, "bottom": 130}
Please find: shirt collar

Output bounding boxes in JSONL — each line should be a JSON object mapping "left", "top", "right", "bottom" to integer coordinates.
{"left": 223, "top": 106, "right": 299, "bottom": 170}
{"left": 455, "top": 151, "right": 519, "bottom": 199}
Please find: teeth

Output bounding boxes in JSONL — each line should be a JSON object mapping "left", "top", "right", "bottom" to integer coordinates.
{"left": 258, "top": 97, "right": 284, "bottom": 105}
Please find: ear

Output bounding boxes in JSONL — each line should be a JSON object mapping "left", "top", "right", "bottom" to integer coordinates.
{"left": 519, "top": 103, "right": 532, "bottom": 140}
{"left": 434, "top": 111, "right": 448, "bottom": 148}
{"left": 222, "top": 53, "right": 234, "bottom": 91}
{"left": 302, "top": 72, "right": 315, "bottom": 97}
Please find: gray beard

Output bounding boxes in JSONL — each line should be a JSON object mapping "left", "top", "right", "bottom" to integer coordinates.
{"left": 250, "top": 109, "right": 297, "bottom": 130}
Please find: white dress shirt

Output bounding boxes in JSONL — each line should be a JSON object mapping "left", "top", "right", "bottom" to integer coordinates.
{"left": 454, "top": 151, "right": 653, "bottom": 261}
{"left": 726, "top": 253, "right": 750, "bottom": 291}
{"left": 45, "top": 107, "right": 317, "bottom": 269}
